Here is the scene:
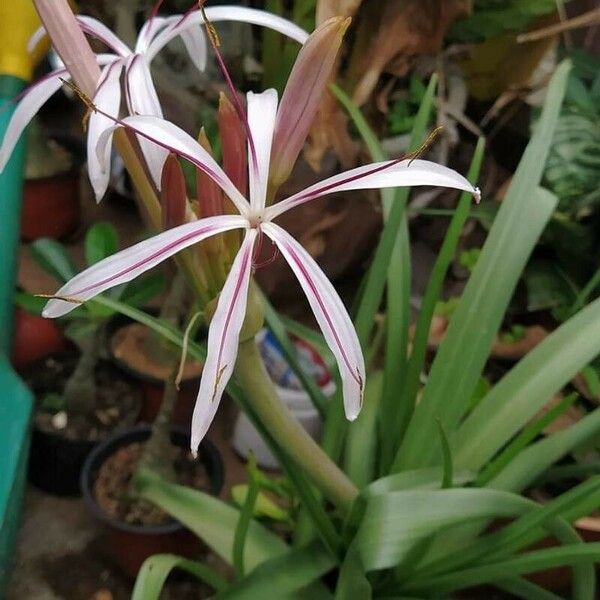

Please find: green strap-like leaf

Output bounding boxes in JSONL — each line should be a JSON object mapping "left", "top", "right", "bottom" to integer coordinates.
{"left": 29, "top": 238, "right": 77, "bottom": 284}
{"left": 355, "top": 487, "right": 533, "bottom": 571}
{"left": 397, "top": 60, "right": 571, "bottom": 470}
{"left": 132, "top": 554, "right": 227, "bottom": 600}
{"left": 455, "top": 297, "right": 600, "bottom": 473}
{"left": 406, "top": 544, "right": 600, "bottom": 597}
{"left": 392, "top": 138, "right": 485, "bottom": 470}
{"left": 84, "top": 222, "right": 118, "bottom": 266}
{"left": 218, "top": 541, "right": 334, "bottom": 600}
{"left": 135, "top": 469, "right": 287, "bottom": 572}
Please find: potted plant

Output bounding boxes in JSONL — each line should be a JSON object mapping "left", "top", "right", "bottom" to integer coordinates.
{"left": 20, "top": 118, "right": 81, "bottom": 241}
{"left": 19, "top": 223, "right": 164, "bottom": 495}
{"left": 106, "top": 273, "right": 204, "bottom": 426}
{"left": 125, "top": 60, "right": 600, "bottom": 598}
{"left": 80, "top": 419, "right": 224, "bottom": 578}
{"left": 9, "top": 2, "right": 600, "bottom": 597}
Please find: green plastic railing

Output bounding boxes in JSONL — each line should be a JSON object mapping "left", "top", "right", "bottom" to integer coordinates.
{"left": 0, "top": 74, "right": 33, "bottom": 595}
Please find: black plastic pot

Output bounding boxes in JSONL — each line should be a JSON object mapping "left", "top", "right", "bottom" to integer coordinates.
{"left": 29, "top": 429, "right": 98, "bottom": 496}
{"left": 26, "top": 354, "right": 141, "bottom": 496}
{"left": 80, "top": 424, "right": 224, "bottom": 577}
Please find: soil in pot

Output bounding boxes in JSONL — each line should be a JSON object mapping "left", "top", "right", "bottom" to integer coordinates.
{"left": 82, "top": 426, "right": 224, "bottom": 578}
{"left": 25, "top": 353, "right": 141, "bottom": 496}
{"left": 109, "top": 321, "right": 203, "bottom": 425}
{"left": 93, "top": 441, "right": 208, "bottom": 527}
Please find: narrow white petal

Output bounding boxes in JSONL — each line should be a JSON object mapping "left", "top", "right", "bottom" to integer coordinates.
{"left": 179, "top": 27, "right": 208, "bottom": 73}
{"left": 267, "top": 159, "right": 481, "bottom": 219}
{"left": 0, "top": 70, "right": 69, "bottom": 173}
{"left": 146, "top": 7, "right": 308, "bottom": 63}
{"left": 262, "top": 223, "right": 365, "bottom": 420}
{"left": 43, "top": 215, "right": 247, "bottom": 319}
{"left": 190, "top": 229, "right": 257, "bottom": 450}
{"left": 124, "top": 54, "right": 168, "bottom": 188}
{"left": 247, "top": 90, "right": 278, "bottom": 211}
{"left": 98, "top": 115, "right": 250, "bottom": 214}
{"left": 76, "top": 16, "right": 132, "bottom": 56}
{"left": 135, "top": 16, "right": 169, "bottom": 53}
{"left": 87, "top": 60, "right": 123, "bottom": 202}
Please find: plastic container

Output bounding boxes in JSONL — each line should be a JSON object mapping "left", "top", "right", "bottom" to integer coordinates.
{"left": 232, "top": 330, "right": 335, "bottom": 469}
{"left": 80, "top": 424, "right": 224, "bottom": 577}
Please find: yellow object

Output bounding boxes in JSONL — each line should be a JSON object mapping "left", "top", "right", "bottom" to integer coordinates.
{"left": 0, "top": 2, "right": 49, "bottom": 81}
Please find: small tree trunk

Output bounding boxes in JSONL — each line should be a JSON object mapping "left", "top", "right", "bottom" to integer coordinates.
{"left": 135, "top": 275, "right": 189, "bottom": 484}
{"left": 136, "top": 370, "right": 178, "bottom": 483}
{"left": 63, "top": 327, "right": 100, "bottom": 415}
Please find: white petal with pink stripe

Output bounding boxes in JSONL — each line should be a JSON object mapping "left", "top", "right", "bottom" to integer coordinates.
{"left": 191, "top": 229, "right": 258, "bottom": 450}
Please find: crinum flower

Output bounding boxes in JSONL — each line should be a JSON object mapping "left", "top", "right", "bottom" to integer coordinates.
{"left": 41, "top": 17, "right": 480, "bottom": 451}
{"left": 0, "top": 5, "right": 307, "bottom": 200}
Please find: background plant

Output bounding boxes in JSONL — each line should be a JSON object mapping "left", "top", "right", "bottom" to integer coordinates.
{"left": 16, "top": 223, "right": 164, "bottom": 416}
{"left": 92, "top": 59, "right": 600, "bottom": 599}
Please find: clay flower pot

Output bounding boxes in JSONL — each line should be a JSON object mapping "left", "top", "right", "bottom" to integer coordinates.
{"left": 11, "top": 307, "right": 68, "bottom": 371}
{"left": 20, "top": 171, "right": 81, "bottom": 241}
{"left": 106, "top": 312, "right": 204, "bottom": 427}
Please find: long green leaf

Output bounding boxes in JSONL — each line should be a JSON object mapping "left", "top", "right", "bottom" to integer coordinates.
{"left": 334, "top": 545, "right": 372, "bottom": 600}
{"left": 218, "top": 541, "right": 334, "bottom": 600}
{"left": 135, "top": 469, "right": 287, "bottom": 571}
{"left": 490, "top": 408, "right": 600, "bottom": 493}
{"left": 455, "top": 297, "right": 600, "bottom": 473}
{"left": 475, "top": 393, "right": 579, "bottom": 486}
{"left": 344, "top": 371, "right": 382, "bottom": 487}
{"left": 397, "top": 138, "right": 485, "bottom": 465}
{"left": 330, "top": 77, "right": 436, "bottom": 472}
{"left": 406, "top": 544, "right": 600, "bottom": 596}
{"left": 132, "top": 554, "right": 227, "bottom": 600}
{"left": 355, "top": 488, "right": 534, "bottom": 571}
{"left": 496, "top": 578, "right": 563, "bottom": 600}
{"left": 412, "top": 477, "right": 600, "bottom": 579}
{"left": 29, "top": 238, "right": 77, "bottom": 284}
{"left": 396, "top": 61, "right": 571, "bottom": 470}
{"left": 233, "top": 467, "right": 260, "bottom": 579}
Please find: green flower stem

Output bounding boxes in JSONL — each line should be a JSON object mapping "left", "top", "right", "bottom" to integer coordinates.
{"left": 233, "top": 339, "right": 358, "bottom": 512}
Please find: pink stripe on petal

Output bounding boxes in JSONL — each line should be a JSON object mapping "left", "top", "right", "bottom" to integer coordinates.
{"left": 43, "top": 215, "right": 248, "bottom": 319}
{"left": 262, "top": 223, "right": 365, "bottom": 420}
{"left": 190, "top": 229, "right": 257, "bottom": 451}
{"left": 267, "top": 158, "right": 480, "bottom": 219}
{"left": 108, "top": 115, "right": 250, "bottom": 214}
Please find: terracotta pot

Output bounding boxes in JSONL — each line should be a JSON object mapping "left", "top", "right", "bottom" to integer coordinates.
{"left": 11, "top": 307, "right": 67, "bottom": 371}
{"left": 80, "top": 425, "right": 224, "bottom": 578}
{"left": 20, "top": 171, "right": 80, "bottom": 241}
{"left": 106, "top": 312, "right": 203, "bottom": 427}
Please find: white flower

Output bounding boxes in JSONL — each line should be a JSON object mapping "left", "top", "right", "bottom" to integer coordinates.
{"left": 42, "top": 88, "right": 479, "bottom": 451}
{"left": 0, "top": 6, "right": 308, "bottom": 200}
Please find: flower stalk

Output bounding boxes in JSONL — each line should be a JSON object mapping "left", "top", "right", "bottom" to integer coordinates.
{"left": 233, "top": 334, "right": 359, "bottom": 511}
